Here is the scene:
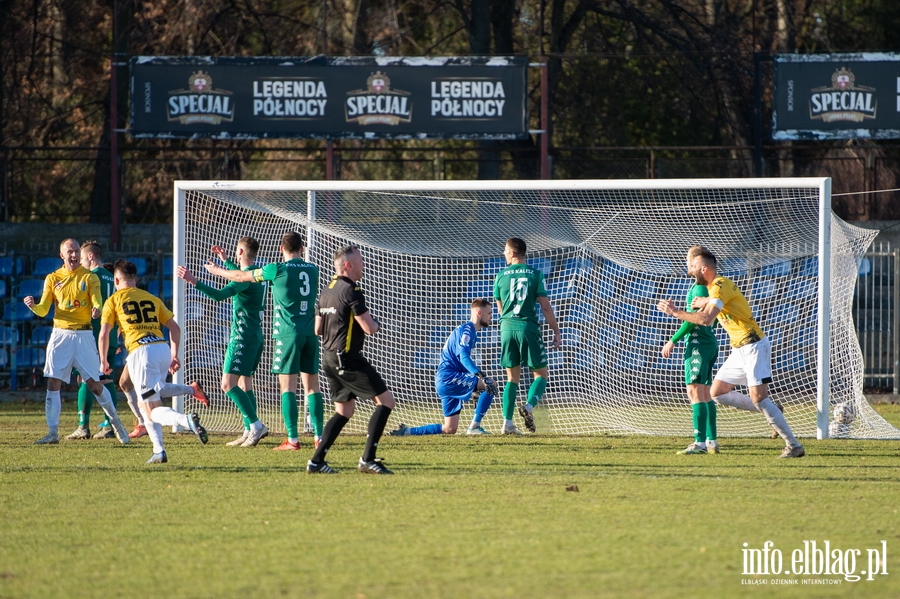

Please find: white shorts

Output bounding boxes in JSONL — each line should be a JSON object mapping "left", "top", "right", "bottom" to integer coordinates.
{"left": 44, "top": 329, "right": 101, "bottom": 383}
{"left": 714, "top": 336, "right": 772, "bottom": 388}
{"left": 125, "top": 342, "right": 171, "bottom": 403}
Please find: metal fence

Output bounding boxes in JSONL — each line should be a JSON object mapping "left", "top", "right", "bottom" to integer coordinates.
{"left": 855, "top": 242, "right": 899, "bottom": 393}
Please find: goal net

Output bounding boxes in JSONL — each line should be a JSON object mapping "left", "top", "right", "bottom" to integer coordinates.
{"left": 173, "top": 179, "right": 900, "bottom": 439}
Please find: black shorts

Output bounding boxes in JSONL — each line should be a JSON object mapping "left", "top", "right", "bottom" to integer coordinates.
{"left": 322, "top": 351, "right": 388, "bottom": 403}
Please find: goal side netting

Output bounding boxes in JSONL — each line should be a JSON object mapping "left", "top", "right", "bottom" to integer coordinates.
{"left": 172, "top": 179, "right": 899, "bottom": 439}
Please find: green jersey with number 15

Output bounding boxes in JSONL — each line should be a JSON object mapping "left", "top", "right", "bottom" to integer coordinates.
{"left": 252, "top": 259, "right": 319, "bottom": 337}
{"left": 493, "top": 263, "right": 547, "bottom": 331}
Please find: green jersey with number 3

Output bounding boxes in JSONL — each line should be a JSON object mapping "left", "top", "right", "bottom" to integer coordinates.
{"left": 493, "top": 263, "right": 547, "bottom": 331}
{"left": 253, "top": 259, "right": 319, "bottom": 337}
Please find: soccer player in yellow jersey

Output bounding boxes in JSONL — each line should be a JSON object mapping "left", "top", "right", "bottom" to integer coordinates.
{"left": 24, "top": 239, "right": 129, "bottom": 445}
{"left": 657, "top": 248, "right": 805, "bottom": 459}
{"left": 99, "top": 260, "right": 209, "bottom": 464}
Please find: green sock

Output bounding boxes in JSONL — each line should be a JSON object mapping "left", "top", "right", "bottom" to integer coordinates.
{"left": 502, "top": 382, "right": 519, "bottom": 420}
{"left": 246, "top": 390, "right": 259, "bottom": 429}
{"left": 282, "top": 392, "right": 299, "bottom": 438}
{"left": 527, "top": 377, "right": 547, "bottom": 408}
{"left": 226, "top": 387, "right": 257, "bottom": 428}
{"left": 104, "top": 382, "right": 119, "bottom": 410}
{"left": 692, "top": 402, "right": 708, "bottom": 443}
{"left": 308, "top": 392, "right": 324, "bottom": 437}
{"left": 77, "top": 383, "right": 93, "bottom": 427}
{"left": 706, "top": 401, "right": 717, "bottom": 441}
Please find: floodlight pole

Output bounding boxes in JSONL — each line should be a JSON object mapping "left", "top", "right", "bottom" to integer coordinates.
{"left": 540, "top": 55, "right": 549, "bottom": 179}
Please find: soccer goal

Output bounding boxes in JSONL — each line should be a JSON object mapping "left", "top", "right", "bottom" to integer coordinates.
{"left": 172, "top": 178, "right": 900, "bottom": 440}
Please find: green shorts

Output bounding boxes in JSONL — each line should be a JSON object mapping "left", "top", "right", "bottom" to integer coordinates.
{"left": 272, "top": 334, "right": 320, "bottom": 375}
{"left": 683, "top": 344, "right": 717, "bottom": 386}
{"left": 223, "top": 338, "right": 264, "bottom": 377}
{"left": 500, "top": 327, "right": 547, "bottom": 370}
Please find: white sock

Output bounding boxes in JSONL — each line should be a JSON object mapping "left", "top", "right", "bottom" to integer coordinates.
{"left": 157, "top": 382, "right": 194, "bottom": 397}
{"left": 523, "top": 403, "right": 534, "bottom": 413}
{"left": 150, "top": 406, "right": 190, "bottom": 429}
{"left": 145, "top": 421, "right": 165, "bottom": 454}
{"left": 45, "top": 390, "right": 61, "bottom": 433}
{"left": 124, "top": 389, "right": 144, "bottom": 425}
{"left": 758, "top": 398, "right": 800, "bottom": 446}
{"left": 470, "top": 420, "right": 481, "bottom": 429}
{"left": 93, "top": 386, "right": 120, "bottom": 422}
{"left": 504, "top": 419, "right": 514, "bottom": 427}
{"left": 250, "top": 420, "right": 265, "bottom": 432}
{"left": 713, "top": 391, "right": 758, "bottom": 412}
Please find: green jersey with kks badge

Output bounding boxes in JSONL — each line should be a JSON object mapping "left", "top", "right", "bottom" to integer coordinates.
{"left": 493, "top": 263, "right": 547, "bottom": 331}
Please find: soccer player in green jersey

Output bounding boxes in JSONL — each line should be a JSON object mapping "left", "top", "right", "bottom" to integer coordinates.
{"left": 493, "top": 237, "right": 561, "bottom": 434}
{"left": 178, "top": 237, "right": 269, "bottom": 447}
{"left": 64, "top": 241, "right": 122, "bottom": 440}
{"left": 205, "top": 231, "right": 323, "bottom": 451}
{"left": 658, "top": 245, "right": 720, "bottom": 455}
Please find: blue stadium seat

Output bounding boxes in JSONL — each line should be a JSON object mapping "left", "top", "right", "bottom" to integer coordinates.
{"left": 546, "top": 279, "right": 576, "bottom": 301}
{"left": 427, "top": 326, "right": 451, "bottom": 347}
{"left": 798, "top": 256, "right": 818, "bottom": 277}
{"left": 593, "top": 278, "right": 619, "bottom": 300}
{"left": 0, "top": 257, "right": 23, "bottom": 277}
{"left": 565, "top": 303, "right": 594, "bottom": 324}
{"left": 720, "top": 257, "right": 748, "bottom": 277}
{"left": 634, "top": 327, "right": 665, "bottom": 350}
{"left": 766, "top": 326, "right": 784, "bottom": 348}
{"left": 602, "top": 260, "right": 633, "bottom": 282}
{"left": 0, "top": 326, "right": 18, "bottom": 345}
{"left": 760, "top": 257, "right": 791, "bottom": 277}
{"left": 31, "top": 326, "right": 53, "bottom": 346}
{"left": 126, "top": 257, "right": 149, "bottom": 277}
{"left": 597, "top": 327, "right": 621, "bottom": 349}
{"left": 560, "top": 327, "right": 581, "bottom": 348}
{"left": 15, "top": 346, "right": 45, "bottom": 368}
{"left": 662, "top": 278, "right": 693, "bottom": 300}
{"left": 16, "top": 279, "right": 44, "bottom": 299}
{"left": 162, "top": 257, "right": 174, "bottom": 277}
{"left": 0, "top": 348, "right": 7, "bottom": 368}
{"left": 526, "top": 257, "right": 552, "bottom": 277}
{"left": 624, "top": 278, "right": 661, "bottom": 301}
{"left": 562, "top": 257, "right": 594, "bottom": 276}
{"left": 32, "top": 257, "right": 62, "bottom": 277}
{"left": 775, "top": 350, "right": 806, "bottom": 372}
{"left": 483, "top": 257, "right": 506, "bottom": 278}
{"left": 450, "top": 303, "right": 470, "bottom": 322}
{"left": 466, "top": 280, "right": 493, "bottom": 300}
{"left": 148, "top": 279, "right": 173, "bottom": 300}
{"left": 608, "top": 302, "right": 640, "bottom": 325}
{"left": 0, "top": 280, "right": 5, "bottom": 300}
{"left": 478, "top": 327, "right": 498, "bottom": 348}
{"left": 796, "top": 327, "right": 817, "bottom": 349}
{"left": 769, "top": 302, "right": 800, "bottom": 324}
{"left": 788, "top": 277, "right": 817, "bottom": 299}
{"left": 411, "top": 349, "right": 440, "bottom": 369}
{"left": 750, "top": 278, "right": 777, "bottom": 300}
{"left": 3, "top": 302, "right": 34, "bottom": 322}
{"left": 618, "top": 349, "right": 647, "bottom": 371}
{"left": 114, "top": 350, "right": 128, "bottom": 368}
{"left": 644, "top": 257, "right": 675, "bottom": 275}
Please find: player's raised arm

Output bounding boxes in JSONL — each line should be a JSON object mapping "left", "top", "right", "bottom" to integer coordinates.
{"left": 203, "top": 260, "right": 255, "bottom": 283}
{"left": 24, "top": 277, "right": 52, "bottom": 315}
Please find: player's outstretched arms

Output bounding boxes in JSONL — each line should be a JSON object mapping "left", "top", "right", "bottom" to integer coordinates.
{"left": 176, "top": 265, "right": 197, "bottom": 285}
{"left": 210, "top": 245, "right": 228, "bottom": 261}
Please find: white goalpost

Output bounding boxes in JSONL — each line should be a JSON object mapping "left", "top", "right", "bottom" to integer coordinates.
{"left": 171, "top": 178, "right": 900, "bottom": 440}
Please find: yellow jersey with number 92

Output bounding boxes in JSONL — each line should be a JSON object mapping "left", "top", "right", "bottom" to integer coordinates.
{"left": 101, "top": 287, "right": 174, "bottom": 353}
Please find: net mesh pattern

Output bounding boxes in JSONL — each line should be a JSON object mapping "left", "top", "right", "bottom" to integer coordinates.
{"left": 176, "top": 185, "right": 898, "bottom": 439}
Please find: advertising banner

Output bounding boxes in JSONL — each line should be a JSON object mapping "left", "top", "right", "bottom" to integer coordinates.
{"left": 773, "top": 53, "right": 900, "bottom": 140}
{"left": 130, "top": 56, "right": 528, "bottom": 140}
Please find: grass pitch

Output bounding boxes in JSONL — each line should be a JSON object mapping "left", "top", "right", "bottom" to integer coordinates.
{"left": 1, "top": 400, "right": 899, "bottom": 599}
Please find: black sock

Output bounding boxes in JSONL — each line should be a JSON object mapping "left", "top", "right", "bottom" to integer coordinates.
{"left": 362, "top": 405, "right": 392, "bottom": 463}
{"left": 311, "top": 413, "right": 349, "bottom": 463}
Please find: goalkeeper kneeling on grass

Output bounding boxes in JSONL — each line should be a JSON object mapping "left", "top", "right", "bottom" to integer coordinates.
{"left": 390, "top": 298, "right": 498, "bottom": 436}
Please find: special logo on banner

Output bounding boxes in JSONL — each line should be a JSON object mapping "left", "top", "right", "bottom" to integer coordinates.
{"left": 168, "top": 71, "right": 234, "bottom": 125}
{"left": 345, "top": 71, "right": 411, "bottom": 126}
{"left": 809, "top": 67, "right": 877, "bottom": 123}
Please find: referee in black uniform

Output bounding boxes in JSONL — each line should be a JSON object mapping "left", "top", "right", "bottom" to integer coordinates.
{"left": 307, "top": 245, "right": 396, "bottom": 474}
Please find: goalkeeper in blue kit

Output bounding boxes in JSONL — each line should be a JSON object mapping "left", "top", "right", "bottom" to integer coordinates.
{"left": 390, "top": 298, "right": 498, "bottom": 436}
